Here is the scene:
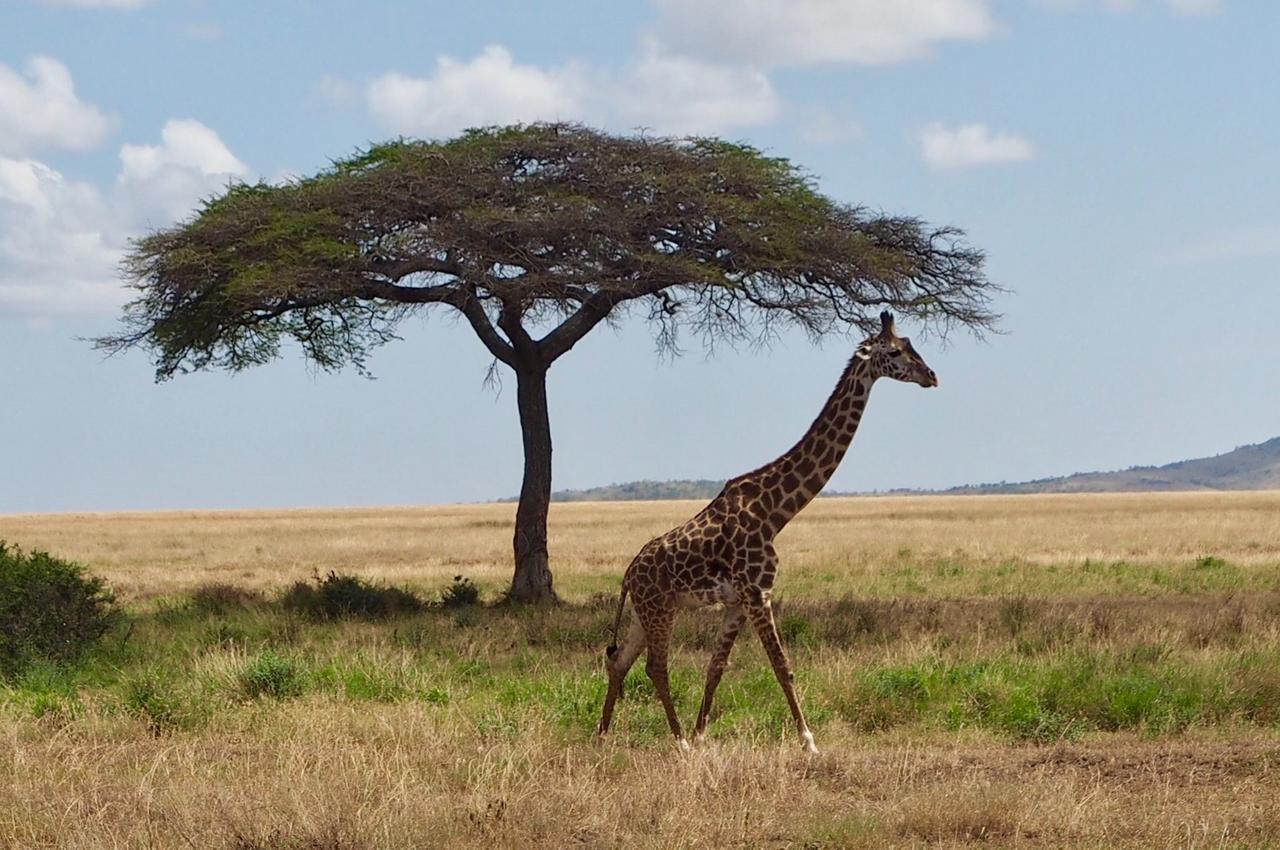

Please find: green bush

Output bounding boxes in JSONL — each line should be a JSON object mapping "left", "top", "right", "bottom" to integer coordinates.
{"left": 239, "top": 651, "right": 306, "bottom": 699}
{"left": 0, "top": 541, "right": 117, "bottom": 678}
{"left": 279, "top": 571, "right": 424, "bottom": 620}
{"left": 439, "top": 575, "right": 480, "bottom": 609}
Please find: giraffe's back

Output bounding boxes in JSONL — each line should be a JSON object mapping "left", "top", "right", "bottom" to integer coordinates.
{"left": 623, "top": 506, "right": 769, "bottom": 609}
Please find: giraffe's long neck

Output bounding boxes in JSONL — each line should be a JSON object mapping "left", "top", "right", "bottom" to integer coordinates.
{"left": 755, "top": 354, "right": 875, "bottom": 533}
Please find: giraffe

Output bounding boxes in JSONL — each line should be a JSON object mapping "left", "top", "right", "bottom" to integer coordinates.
{"left": 595, "top": 311, "right": 938, "bottom": 753}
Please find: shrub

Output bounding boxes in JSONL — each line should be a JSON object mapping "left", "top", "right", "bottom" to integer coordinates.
{"left": 123, "top": 674, "right": 180, "bottom": 734}
{"left": 0, "top": 541, "right": 117, "bottom": 679}
{"left": 239, "top": 651, "right": 306, "bottom": 699}
{"left": 439, "top": 575, "right": 480, "bottom": 609}
{"left": 189, "top": 582, "right": 261, "bottom": 615}
{"left": 279, "top": 571, "right": 424, "bottom": 620}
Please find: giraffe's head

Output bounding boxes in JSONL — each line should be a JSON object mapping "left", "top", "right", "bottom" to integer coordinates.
{"left": 859, "top": 311, "right": 939, "bottom": 387}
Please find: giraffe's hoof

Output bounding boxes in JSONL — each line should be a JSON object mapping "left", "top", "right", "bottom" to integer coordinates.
{"left": 677, "top": 738, "right": 692, "bottom": 753}
{"left": 801, "top": 730, "right": 819, "bottom": 755}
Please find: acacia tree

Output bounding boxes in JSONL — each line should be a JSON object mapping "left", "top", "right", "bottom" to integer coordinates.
{"left": 96, "top": 123, "right": 998, "bottom": 603}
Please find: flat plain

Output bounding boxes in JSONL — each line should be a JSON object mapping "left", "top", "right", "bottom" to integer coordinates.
{"left": 2, "top": 491, "right": 1280, "bottom": 848}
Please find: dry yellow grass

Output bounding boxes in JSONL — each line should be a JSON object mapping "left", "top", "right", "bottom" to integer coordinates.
{"left": 4, "top": 708, "right": 1279, "bottom": 849}
{"left": 3, "top": 491, "right": 1280, "bottom": 849}
{"left": 3, "top": 490, "right": 1278, "bottom": 602}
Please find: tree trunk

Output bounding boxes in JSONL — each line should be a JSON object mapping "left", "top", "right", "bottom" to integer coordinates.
{"left": 509, "top": 363, "right": 556, "bottom": 603}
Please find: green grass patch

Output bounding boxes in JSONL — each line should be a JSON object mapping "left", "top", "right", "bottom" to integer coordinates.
{"left": 3, "top": 586, "right": 1279, "bottom": 746}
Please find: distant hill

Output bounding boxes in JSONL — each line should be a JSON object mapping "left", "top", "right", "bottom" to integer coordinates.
{"left": 941, "top": 436, "right": 1280, "bottom": 495}
{"left": 514, "top": 436, "right": 1280, "bottom": 502}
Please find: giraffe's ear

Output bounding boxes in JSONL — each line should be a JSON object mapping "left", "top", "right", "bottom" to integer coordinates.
{"left": 879, "top": 311, "right": 896, "bottom": 337}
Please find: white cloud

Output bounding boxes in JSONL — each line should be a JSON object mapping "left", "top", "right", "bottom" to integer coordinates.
{"left": 653, "top": 0, "right": 994, "bottom": 67}
{"left": 366, "top": 44, "right": 779, "bottom": 138}
{"left": 118, "top": 118, "right": 250, "bottom": 226}
{"left": 918, "top": 123, "right": 1035, "bottom": 169}
{"left": 613, "top": 48, "right": 780, "bottom": 133}
{"left": 0, "top": 120, "right": 250, "bottom": 319}
{"left": 367, "top": 46, "right": 583, "bottom": 138}
{"left": 0, "top": 157, "right": 123, "bottom": 316}
{"left": 0, "top": 56, "right": 111, "bottom": 155}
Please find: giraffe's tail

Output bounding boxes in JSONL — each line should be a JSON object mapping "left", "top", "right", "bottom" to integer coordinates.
{"left": 605, "top": 578, "right": 630, "bottom": 700}
{"left": 605, "top": 582, "right": 629, "bottom": 662}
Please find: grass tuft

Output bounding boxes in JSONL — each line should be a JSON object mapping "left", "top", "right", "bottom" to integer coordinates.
{"left": 238, "top": 651, "right": 307, "bottom": 699}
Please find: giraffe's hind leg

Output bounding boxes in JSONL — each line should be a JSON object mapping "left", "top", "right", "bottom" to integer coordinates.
{"left": 694, "top": 604, "right": 745, "bottom": 741}
{"left": 597, "top": 618, "right": 645, "bottom": 737}
{"left": 748, "top": 597, "right": 819, "bottom": 754}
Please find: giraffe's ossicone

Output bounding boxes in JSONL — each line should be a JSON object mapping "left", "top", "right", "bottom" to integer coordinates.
{"left": 596, "top": 311, "right": 939, "bottom": 753}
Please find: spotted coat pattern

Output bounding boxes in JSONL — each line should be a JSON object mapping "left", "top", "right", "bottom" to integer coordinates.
{"left": 596, "top": 314, "right": 939, "bottom": 753}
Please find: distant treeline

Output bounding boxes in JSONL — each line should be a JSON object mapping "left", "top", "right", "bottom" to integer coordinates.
{"left": 499, "top": 479, "right": 861, "bottom": 503}
{"left": 496, "top": 479, "right": 725, "bottom": 503}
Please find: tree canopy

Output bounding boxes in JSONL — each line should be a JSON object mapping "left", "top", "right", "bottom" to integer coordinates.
{"left": 97, "top": 123, "right": 1000, "bottom": 602}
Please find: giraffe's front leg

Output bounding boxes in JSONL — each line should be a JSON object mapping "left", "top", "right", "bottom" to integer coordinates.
{"left": 641, "top": 612, "right": 688, "bottom": 748}
{"left": 694, "top": 604, "right": 745, "bottom": 741}
{"left": 748, "top": 597, "right": 819, "bottom": 754}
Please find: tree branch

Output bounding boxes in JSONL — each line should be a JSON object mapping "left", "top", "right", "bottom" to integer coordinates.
{"left": 458, "top": 291, "right": 518, "bottom": 367}
{"left": 371, "top": 256, "right": 464, "bottom": 280}
{"left": 496, "top": 299, "right": 540, "bottom": 365}
{"left": 355, "top": 280, "right": 460, "bottom": 304}
{"left": 539, "top": 289, "right": 637, "bottom": 362}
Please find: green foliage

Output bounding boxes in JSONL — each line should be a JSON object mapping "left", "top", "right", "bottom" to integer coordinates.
{"left": 9, "top": 662, "right": 83, "bottom": 720}
{"left": 439, "top": 575, "right": 481, "bottom": 609}
{"left": 280, "top": 571, "right": 424, "bottom": 620}
{"left": 97, "top": 122, "right": 995, "bottom": 382}
{"left": 778, "top": 613, "right": 815, "bottom": 648}
{"left": 8, "top": 589, "right": 1278, "bottom": 746}
{"left": 123, "top": 673, "right": 180, "bottom": 734}
{"left": 0, "top": 541, "right": 117, "bottom": 679}
{"left": 238, "top": 651, "right": 306, "bottom": 699}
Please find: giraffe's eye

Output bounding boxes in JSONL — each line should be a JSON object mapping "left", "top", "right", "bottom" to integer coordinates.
{"left": 889, "top": 349, "right": 904, "bottom": 357}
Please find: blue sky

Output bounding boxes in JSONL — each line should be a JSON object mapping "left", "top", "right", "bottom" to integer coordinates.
{"left": 1, "top": 0, "right": 1277, "bottom": 513}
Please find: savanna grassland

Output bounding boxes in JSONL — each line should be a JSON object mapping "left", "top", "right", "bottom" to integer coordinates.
{"left": 2, "top": 492, "right": 1280, "bottom": 849}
